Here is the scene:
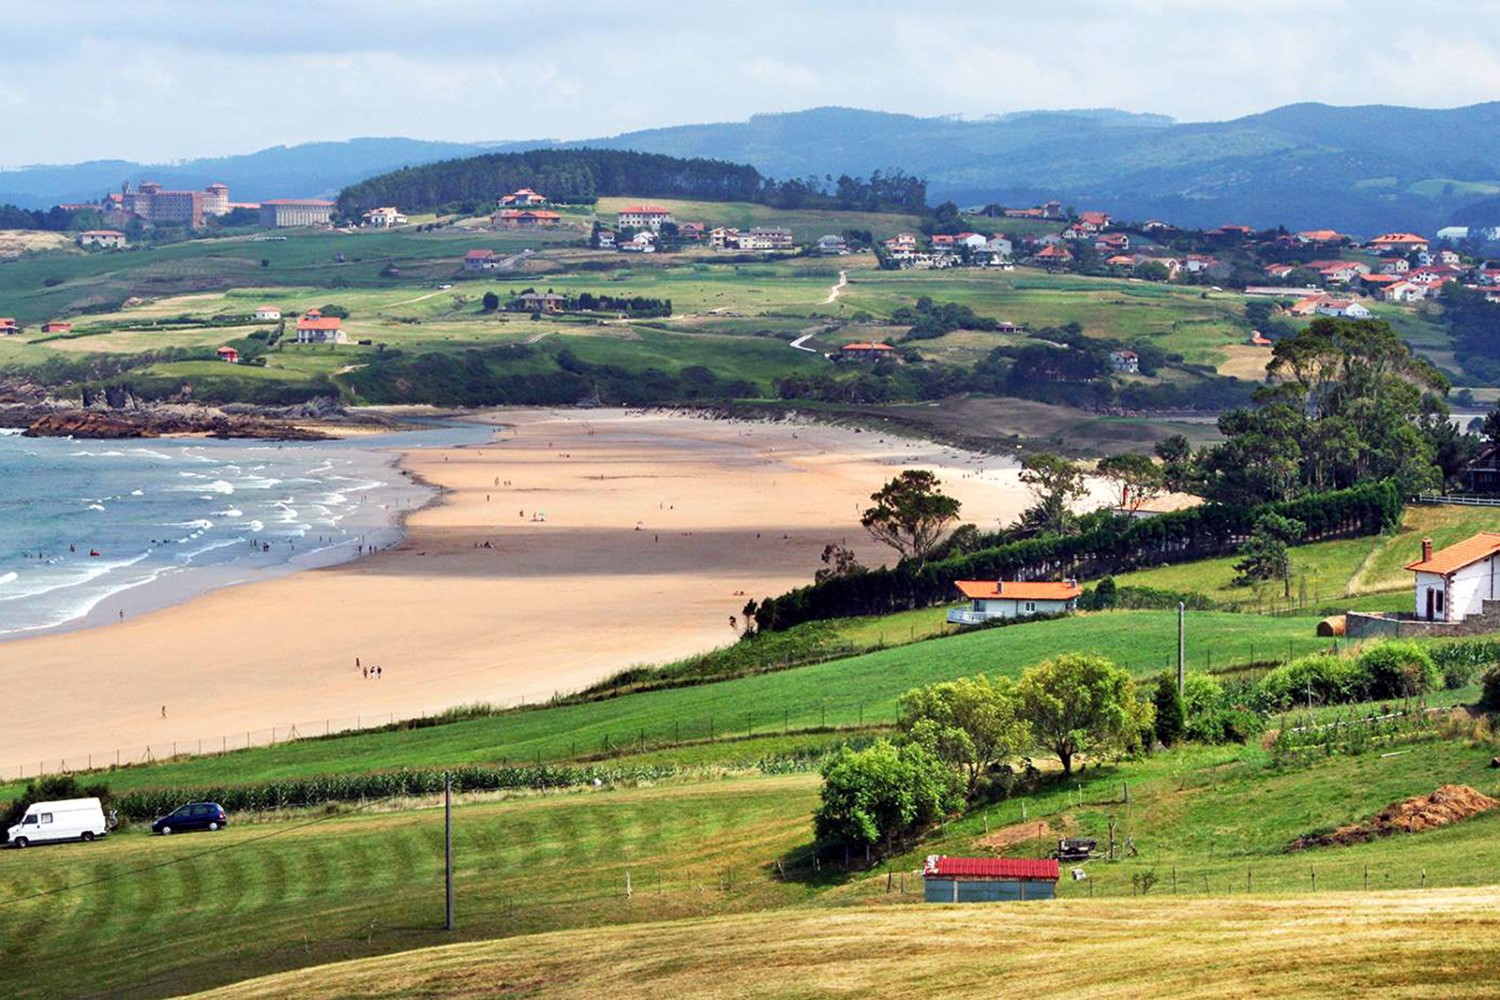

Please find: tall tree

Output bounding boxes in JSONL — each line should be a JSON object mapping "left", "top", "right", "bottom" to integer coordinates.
{"left": 1016, "top": 654, "right": 1153, "bottom": 776}
{"left": 1232, "top": 512, "right": 1305, "bottom": 598}
{"left": 1097, "top": 453, "right": 1165, "bottom": 511}
{"left": 897, "top": 675, "right": 1030, "bottom": 799}
{"left": 860, "top": 470, "right": 961, "bottom": 567}
{"left": 1016, "top": 453, "right": 1088, "bottom": 535}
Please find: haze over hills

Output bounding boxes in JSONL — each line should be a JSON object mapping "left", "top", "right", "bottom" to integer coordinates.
{"left": 10, "top": 103, "right": 1500, "bottom": 233}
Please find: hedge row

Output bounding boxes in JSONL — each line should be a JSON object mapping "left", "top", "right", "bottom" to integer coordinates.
{"left": 110, "top": 758, "right": 817, "bottom": 822}
{"left": 753, "top": 481, "right": 1403, "bottom": 631}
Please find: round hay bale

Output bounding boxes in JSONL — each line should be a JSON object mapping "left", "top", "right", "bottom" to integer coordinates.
{"left": 1316, "top": 614, "right": 1346, "bottom": 637}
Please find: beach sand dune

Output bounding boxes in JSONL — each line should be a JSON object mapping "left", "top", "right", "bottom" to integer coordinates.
{"left": 0, "top": 409, "right": 1105, "bottom": 771}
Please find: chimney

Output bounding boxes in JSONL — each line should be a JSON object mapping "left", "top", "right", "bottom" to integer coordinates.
{"left": 995, "top": 579, "right": 1003, "bottom": 594}
{"left": 1421, "top": 537, "right": 1433, "bottom": 563}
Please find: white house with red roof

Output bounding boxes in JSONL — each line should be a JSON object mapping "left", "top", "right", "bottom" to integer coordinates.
{"left": 836, "top": 341, "right": 896, "bottom": 362}
{"left": 947, "top": 579, "right": 1081, "bottom": 624}
{"left": 1315, "top": 298, "right": 1372, "bottom": 319}
{"left": 616, "top": 205, "right": 674, "bottom": 231}
{"left": 295, "top": 309, "right": 346, "bottom": 344}
{"left": 463, "top": 248, "right": 497, "bottom": 270}
{"left": 1406, "top": 533, "right": 1500, "bottom": 622}
{"left": 0, "top": 318, "right": 18, "bottom": 336}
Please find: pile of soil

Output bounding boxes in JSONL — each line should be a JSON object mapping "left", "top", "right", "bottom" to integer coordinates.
{"left": 1289, "top": 785, "right": 1498, "bottom": 850}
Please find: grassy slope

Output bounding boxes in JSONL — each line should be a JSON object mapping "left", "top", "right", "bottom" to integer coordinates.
{"left": 188, "top": 890, "right": 1500, "bottom": 1000}
{"left": 1116, "top": 504, "right": 1500, "bottom": 608}
{"left": 0, "top": 611, "right": 1326, "bottom": 798}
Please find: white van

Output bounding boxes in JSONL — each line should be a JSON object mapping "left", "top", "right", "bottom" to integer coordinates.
{"left": 6, "top": 797, "right": 109, "bottom": 848}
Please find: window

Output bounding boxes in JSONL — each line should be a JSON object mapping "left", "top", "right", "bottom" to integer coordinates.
{"left": 1436, "top": 589, "right": 1445, "bottom": 614}
{"left": 39, "top": 813, "right": 52, "bottom": 825}
{"left": 1025, "top": 602, "right": 1036, "bottom": 612}
{"left": 22, "top": 815, "right": 36, "bottom": 825}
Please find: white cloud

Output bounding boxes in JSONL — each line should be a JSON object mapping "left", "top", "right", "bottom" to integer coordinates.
{"left": 1, "top": 0, "right": 1499, "bottom": 163}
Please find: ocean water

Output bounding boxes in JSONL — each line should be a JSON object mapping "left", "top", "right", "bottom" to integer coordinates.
{"left": 0, "top": 422, "right": 493, "bottom": 637}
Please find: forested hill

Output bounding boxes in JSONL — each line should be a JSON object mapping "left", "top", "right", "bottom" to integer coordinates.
{"left": 335, "top": 148, "right": 765, "bottom": 215}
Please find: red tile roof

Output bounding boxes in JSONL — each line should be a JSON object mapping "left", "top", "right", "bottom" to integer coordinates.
{"left": 954, "top": 580, "right": 1082, "bottom": 601}
{"left": 1406, "top": 533, "right": 1500, "bottom": 574}
{"left": 840, "top": 342, "right": 894, "bottom": 351}
{"left": 923, "top": 856, "right": 1060, "bottom": 880}
{"left": 464, "top": 249, "right": 495, "bottom": 259}
{"left": 619, "top": 205, "right": 670, "bottom": 214}
{"left": 297, "top": 316, "right": 342, "bottom": 331}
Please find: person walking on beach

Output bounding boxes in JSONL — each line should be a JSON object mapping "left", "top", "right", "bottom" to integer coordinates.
{"left": 362, "top": 666, "right": 368, "bottom": 679}
{"left": 160, "top": 705, "right": 166, "bottom": 718}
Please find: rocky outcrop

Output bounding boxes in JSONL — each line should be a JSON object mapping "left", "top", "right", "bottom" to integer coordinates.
{"left": 21, "top": 409, "right": 332, "bottom": 441}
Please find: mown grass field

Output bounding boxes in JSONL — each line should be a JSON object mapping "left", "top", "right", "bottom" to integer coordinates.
{"left": 189, "top": 889, "right": 1500, "bottom": 1000}
{"left": 0, "top": 610, "right": 1328, "bottom": 800}
{"left": 0, "top": 775, "right": 825, "bottom": 999}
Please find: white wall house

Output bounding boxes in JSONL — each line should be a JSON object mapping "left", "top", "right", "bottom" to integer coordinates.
{"left": 947, "top": 579, "right": 1082, "bottom": 625}
{"left": 1406, "top": 534, "right": 1500, "bottom": 623}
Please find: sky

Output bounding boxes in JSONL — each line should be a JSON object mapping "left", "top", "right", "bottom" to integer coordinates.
{"left": 4, "top": 0, "right": 1500, "bottom": 166}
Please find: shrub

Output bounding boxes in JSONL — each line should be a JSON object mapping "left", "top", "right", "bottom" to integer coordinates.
{"left": 1355, "top": 641, "right": 1440, "bottom": 701}
{"left": 1152, "top": 673, "right": 1186, "bottom": 747}
{"left": 1481, "top": 665, "right": 1500, "bottom": 711}
{"left": 1255, "top": 654, "right": 1365, "bottom": 711}
{"left": 1181, "top": 672, "right": 1225, "bottom": 717}
{"left": 1430, "top": 639, "right": 1500, "bottom": 690}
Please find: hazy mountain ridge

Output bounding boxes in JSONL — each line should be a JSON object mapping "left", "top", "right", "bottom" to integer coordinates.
{"left": 9, "top": 103, "right": 1500, "bottom": 233}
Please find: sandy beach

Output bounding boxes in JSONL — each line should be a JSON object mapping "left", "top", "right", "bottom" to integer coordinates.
{"left": 0, "top": 408, "right": 1112, "bottom": 773}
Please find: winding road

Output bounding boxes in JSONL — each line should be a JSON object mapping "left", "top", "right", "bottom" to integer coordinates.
{"left": 823, "top": 269, "right": 848, "bottom": 304}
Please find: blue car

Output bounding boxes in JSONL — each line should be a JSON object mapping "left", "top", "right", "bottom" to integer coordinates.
{"left": 151, "top": 802, "right": 228, "bottom": 836}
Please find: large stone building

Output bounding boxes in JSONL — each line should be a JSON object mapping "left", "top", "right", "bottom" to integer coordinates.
{"left": 259, "top": 200, "right": 336, "bottom": 228}
{"left": 116, "top": 181, "right": 233, "bottom": 228}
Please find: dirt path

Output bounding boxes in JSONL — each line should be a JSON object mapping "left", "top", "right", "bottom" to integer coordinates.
{"left": 822, "top": 270, "right": 848, "bottom": 304}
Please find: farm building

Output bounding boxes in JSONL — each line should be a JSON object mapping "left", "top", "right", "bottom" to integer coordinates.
{"left": 41, "top": 321, "right": 72, "bottom": 334}
{"left": 0, "top": 318, "right": 17, "bottom": 335}
{"left": 362, "top": 206, "right": 407, "bottom": 227}
{"left": 77, "top": 229, "right": 127, "bottom": 248}
{"left": 216, "top": 346, "right": 240, "bottom": 363}
{"left": 492, "top": 209, "right": 561, "bottom": 228}
{"left": 1405, "top": 534, "right": 1500, "bottom": 623}
{"left": 922, "top": 856, "right": 1060, "bottom": 902}
{"left": 947, "top": 579, "right": 1081, "bottom": 625}
{"left": 463, "top": 249, "right": 497, "bottom": 270}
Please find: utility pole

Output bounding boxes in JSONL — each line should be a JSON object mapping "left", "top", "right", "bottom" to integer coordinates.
{"left": 445, "top": 770, "right": 454, "bottom": 931}
{"left": 1177, "top": 601, "right": 1186, "bottom": 696}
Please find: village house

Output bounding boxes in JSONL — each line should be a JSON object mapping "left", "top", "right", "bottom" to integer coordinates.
{"left": 1406, "top": 534, "right": 1500, "bottom": 623}
{"left": 1249, "top": 330, "right": 1274, "bottom": 346}
{"left": 216, "top": 346, "right": 240, "bottom": 363}
{"left": 922, "top": 856, "right": 1060, "bottom": 903}
{"left": 253, "top": 305, "right": 281, "bottom": 321}
{"left": 620, "top": 231, "right": 657, "bottom": 253}
{"left": 1315, "top": 298, "right": 1372, "bottom": 319}
{"left": 492, "top": 209, "right": 562, "bottom": 228}
{"left": 1032, "top": 244, "right": 1074, "bottom": 266}
{"left": 595, "top": 229, "right": 616, "bottom": 250}
{"left": 463, "top": 249, "right": 497, "bottom": 271}
{"left": 1077, "top": 210, "right": 1111, "bottom": 230}
{"left": 1464, "top": 447, "right": 1500, "bottom": 493}
{"left": 1375, "top": 280, "right": 1426, "bottom": 303}
{"left": 1375, "top": 257, "right": 1411, "bottom": 274}
{"left": 76, "top": 229, "right": 127, "bottom": 249}
{"left": 1109, "top": 349, "right": 1140, "bottom": 373}
{"left": 1295, "top": 229, "right": 1346, "bottom": 245}
{"left": 1096, "top": 233, "right": 1130, "bottom": 254}
{"left": 1183, "top": 254, "right": 1221, "bottom": 274}
{"left": 930, "top": 233, "right": 958, "bottom": 252}
{"left": 986, "top": 236, "right": 1013, "bottom": 256}
{"left": 361, "top": 207, "right": 407, "bottom": 228}
{"left": 1263, "top": 263, "right": 1297, "bottom": 280}
{"left": 816, "top": 234, "right": 849, "bottom": 255}
{"left": 513, "top": 291, "right": 567, "bottom": 314}
{"left": 0, "top": 318, "right": 18, "bottom": 336}
{"left": 678, "top": 222, "right": 707, "bottom": 242}
{"left": 737, "top": 226, "right": 795, "bottom": 251}
{"left": 1288, "top": 293, "right": 1330, "bottom": 316}
{"left": 295, "top": 309, "right": 347, "bottom": 344}
{"left": 1133, "top": 254, "right": 1181, "bottom": 278}
{"left": 499, "top": 188, "right": 548, "bottom": 206}
{"left": 836, "top": 341, "right": 897, "bottom": 363}
{"left": 1368, "top": 233, "right": 1429, "bottom": 255}
{"left": 1105, "top": 254, "right": 1137, "bottom": 268}
{"left": 946, "top": 579, "right": 1081, "bottom": 625}
{"left": 710, "top": 227, "right": 741, "bottom": 249}
{"left": 41, "top": 321, "right": 72, "bottom": 333}
{"left": 617, "top": 205, "right": 674, "bottom": 231}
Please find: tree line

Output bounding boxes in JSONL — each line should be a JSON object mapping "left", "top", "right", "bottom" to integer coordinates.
{"left": 336, "top": 148, "right": 928, "bottom": 217}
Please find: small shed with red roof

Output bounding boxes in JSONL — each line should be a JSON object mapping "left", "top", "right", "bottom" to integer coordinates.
{"left": 922, "top": 855, "right": 1060, "bottom": 902}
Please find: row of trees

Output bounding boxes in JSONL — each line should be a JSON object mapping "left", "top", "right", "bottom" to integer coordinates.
{"left": 815, "top": 656, "right": 1153, "bottom": 850}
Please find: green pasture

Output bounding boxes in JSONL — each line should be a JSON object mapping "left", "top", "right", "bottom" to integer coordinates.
{"left": 591, "top": 197, "right": 926, "bottom": 243}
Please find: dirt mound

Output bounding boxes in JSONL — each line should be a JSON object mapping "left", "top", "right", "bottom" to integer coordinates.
{"left": 978, "top": 816, "right": 1071, "bottom": 851}
{"left": 1290, "top": 785, "right": 1498, "bottom": 850}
